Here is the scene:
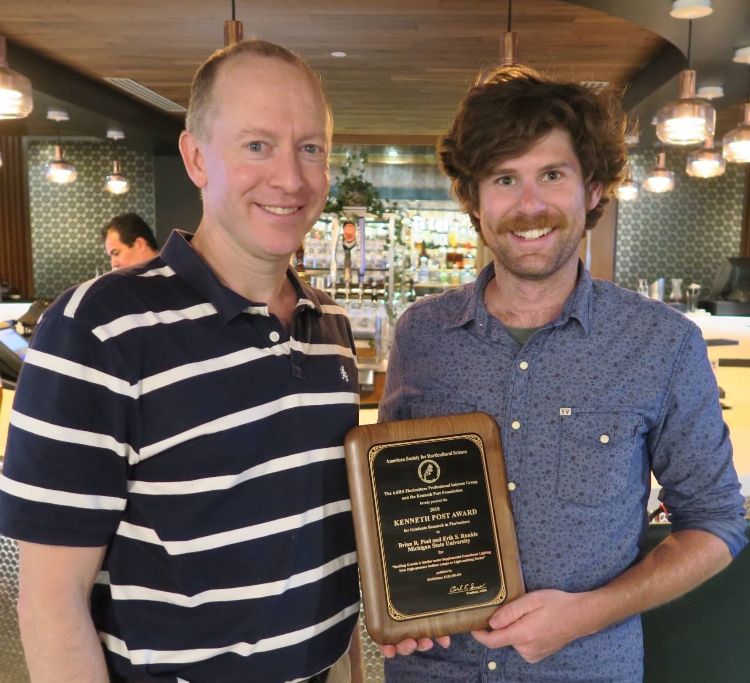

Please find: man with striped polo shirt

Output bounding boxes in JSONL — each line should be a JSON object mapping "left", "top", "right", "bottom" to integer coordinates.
{"left": 0, "top": 40, "right": 359, "bottom": 683}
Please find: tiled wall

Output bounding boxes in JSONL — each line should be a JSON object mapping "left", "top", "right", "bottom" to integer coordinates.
{"left": 615, "top": 148, "right": 745, "bottom": 293}
{"left": 27, "top": 140, "right": 155, "bottom": 299}
{"left": 23, "top": 141, "right": 746, "bottom": 300}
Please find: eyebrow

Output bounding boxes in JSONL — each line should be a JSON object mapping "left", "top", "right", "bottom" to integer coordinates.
{"left": 490, "top": 160, "right": 577, "bottom": 175}
{"left": 234, "top": 128, "right": 328, "bottom": 143}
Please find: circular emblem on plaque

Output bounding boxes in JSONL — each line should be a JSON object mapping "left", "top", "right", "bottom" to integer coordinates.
{"left": 417, "top": 458, "right": 441, "bottom": 484}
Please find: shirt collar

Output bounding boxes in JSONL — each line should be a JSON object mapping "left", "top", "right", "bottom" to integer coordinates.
{"left": 446, "top": 259, "right": 592, "bottom": 336}
{"left": 160, "top": 230, "right": 323, "bottom": 323}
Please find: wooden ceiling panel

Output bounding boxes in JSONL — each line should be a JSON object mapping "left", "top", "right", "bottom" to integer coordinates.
{"left": 0, "top": 0, "right": 674, "bottom": 139}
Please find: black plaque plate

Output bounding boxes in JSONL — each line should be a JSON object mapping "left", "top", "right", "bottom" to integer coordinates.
{"left": 372, "top": 434, "right": 504, "bottom": 619}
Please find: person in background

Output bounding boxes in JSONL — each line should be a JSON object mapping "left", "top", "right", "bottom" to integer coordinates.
{"left": 101, "top": 212, "right": 159, "bottom": 269}
{"left": 0, "top": 39, "right": 359, "bottom": 683}
{"left": 378, "top": 64, "right": 747, "bottom": 682}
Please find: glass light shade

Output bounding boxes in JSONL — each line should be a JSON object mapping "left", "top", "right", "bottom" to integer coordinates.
{"left": 722, "top": 103, "right": 750, "bottom": 163}
{"left": 655, "top": 70, "right": 715, "bottom": 145}
{"left": 104, "top": 160, "right": 129, "bottom": 194}
{"left": 643, "top": 153, "right": 675, "bottom": 193}
{"left": 686, "top": 141, "right": 725, "bottom": 177}
{"left": 670, "top": 0, "right": 713, "bottom": 19}
{"left": 0, "top": 47, "right": 33, "bottom": 118}
{"left": 616, "top": 179, "right": 640, "bottom": 201}
{"left": 45, "top": 145, "right": 77, "bottom": 184}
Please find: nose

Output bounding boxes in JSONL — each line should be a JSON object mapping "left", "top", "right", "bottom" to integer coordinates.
{"left": 516, "top": 180, "right": 547, "bottom": 216}
{"left": 269, "top": 147, "right": 305, "bottom": 194}
{"left": 110, "top": 257, "right": 119, "bottom": 269}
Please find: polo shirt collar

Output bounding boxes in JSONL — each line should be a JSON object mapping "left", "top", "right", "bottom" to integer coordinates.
{"left": 446, "top": 259, "right": 592, "bottom": 336}
{"left": 160, "top": 230, "right": 323, "bottom": 323}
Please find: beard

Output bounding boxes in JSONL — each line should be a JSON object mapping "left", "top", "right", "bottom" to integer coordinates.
{"left": 483, "top": 208, "right": 584, "bottom": 282}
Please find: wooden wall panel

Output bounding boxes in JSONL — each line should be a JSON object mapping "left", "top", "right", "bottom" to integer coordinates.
{"left": 0, "top": 134, "right": 34, "bottom": 299}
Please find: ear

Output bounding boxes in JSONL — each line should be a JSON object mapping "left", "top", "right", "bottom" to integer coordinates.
{"left": 179, "top": 130, "right": 208, "bottom": 189}
{"left": 587, "top": 182, "right": 603, "bottom": 211}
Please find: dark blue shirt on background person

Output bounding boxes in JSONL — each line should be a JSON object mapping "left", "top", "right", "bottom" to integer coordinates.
{"left": 379, "top": 261, "right": 747, "bottom": 682}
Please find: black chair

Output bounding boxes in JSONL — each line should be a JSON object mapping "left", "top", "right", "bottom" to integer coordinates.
{"left": 642, "top": 522, "right": 750, "bottom": 683}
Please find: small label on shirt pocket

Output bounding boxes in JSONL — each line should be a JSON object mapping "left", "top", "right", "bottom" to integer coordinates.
{"left": 557, "top": 410, "right": 643, "bottom": 507}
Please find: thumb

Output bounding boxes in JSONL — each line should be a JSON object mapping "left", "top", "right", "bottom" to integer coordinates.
{"left": 489, "top": 594, "right": 536, "bottom": 630}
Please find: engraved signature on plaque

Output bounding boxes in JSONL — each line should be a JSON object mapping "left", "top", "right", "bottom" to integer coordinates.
{"left": 369, "top": 434, "right": 506, "bottom": 621}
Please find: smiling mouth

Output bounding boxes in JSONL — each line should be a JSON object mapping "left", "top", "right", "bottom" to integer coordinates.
{"left": 512, "top": 227, "right": 553, "bottom": 240}
{"left": 260, "top": 205, "right": 300, "bottom": 215}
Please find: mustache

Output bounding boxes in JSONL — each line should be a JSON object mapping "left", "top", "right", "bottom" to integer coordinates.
{"left": 496, "top": 212, "right": 568, "bottom": 234}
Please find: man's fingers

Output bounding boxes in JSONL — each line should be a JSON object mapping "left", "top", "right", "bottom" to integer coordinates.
{"left": 378, "top": 644, "right": 397, "bottom": 659}
{"left": 395, "top": 638, "right": 419, "bottom": 656}
{"left": 435, "top": 635, "right": 451, "bottom": 648}
{"left": 471, "top": 627, "right": 515, "bottom": 650}
{"left": 489, "top": 594, "right": 537, "bottom": 630}
{"left": 378, "top": 635, "right": 449, "bottom": 657}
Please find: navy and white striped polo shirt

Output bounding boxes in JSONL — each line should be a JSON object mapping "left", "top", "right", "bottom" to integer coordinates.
{"left": 0, "top": 230, "right": 360, "bottom": 683}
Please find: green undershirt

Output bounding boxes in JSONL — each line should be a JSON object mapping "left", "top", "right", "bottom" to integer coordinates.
{"left": 505, "top": 326, "right": 542, "bottom": 345}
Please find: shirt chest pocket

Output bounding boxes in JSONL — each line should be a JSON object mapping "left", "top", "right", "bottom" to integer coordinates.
{"left": 557, "top": 410, "right": 644, "bottom": 507}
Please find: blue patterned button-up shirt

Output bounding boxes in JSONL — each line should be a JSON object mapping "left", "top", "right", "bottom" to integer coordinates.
{"left": 379, "top": 262, "right": 746, "bottom": 683}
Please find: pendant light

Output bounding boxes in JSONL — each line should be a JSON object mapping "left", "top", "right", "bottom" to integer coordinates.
{"left": 104, "top": 160, "right": 129, "bottom": 194}
{"left": 224, "top": 0, "right": 243, "bottom": 47}
{"left": 45, "top": 145, "right": 78, "bottom": 184}
{"left": 655, "top": 20, "right": 715, "bottom": 146}
{"left": 669, "top": 0, "right": 713, "bottom": 19}
{"left": 500, "top": 0, "right": 518, "bottom": 66}
{"left": 104, "top": 128, "right": 129, "bottom": 194}
{"left": 44, "top": 109, "right": 77, "bottom": 185}
{"left": 642, "top": 152, "right": 675, "bottom": 193}
{"left": 0, "top": 36, "right": 33, "bottom": 119}
{"left": 686, "top": 136, "right": 725, "bottom": 177}
{"left": 722, "top": 63, "right": 750, "bottom": 164}
{"left": 616, "top": 165, "right": 640, "bottom": 201}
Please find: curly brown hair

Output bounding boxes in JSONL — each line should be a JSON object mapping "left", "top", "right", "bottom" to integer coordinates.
{"left": 438, "top": 65, "right": 628, "bottom": 230}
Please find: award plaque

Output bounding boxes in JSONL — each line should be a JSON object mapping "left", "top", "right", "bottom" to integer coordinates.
{"left": 344, "top": 412, "right": 524, "bottom": 644}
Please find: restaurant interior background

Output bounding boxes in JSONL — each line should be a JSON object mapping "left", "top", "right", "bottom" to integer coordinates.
{"left": 1, "top": 2, "right": 750, "bottom": 682}
{"left": 0, "top": 0, "right": 748, "bottom": 303}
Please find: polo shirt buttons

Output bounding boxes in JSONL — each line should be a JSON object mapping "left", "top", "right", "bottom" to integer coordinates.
{"left": 600, "top": 434, "right": 610, "bottom": 444}
{"left": 507, "top": 482, "right": 517, "bottom": 492}
{"left": 269, "top": 331, "right": 280, "bottom": 343}
{"left": 511, "top": 420, "right": 521, "bottom": 430}
{"left": 519, "top": 360, "right": 529, "bottom": 370}
{"left": 488, "top": 661, "right": 498, "bottom": 671}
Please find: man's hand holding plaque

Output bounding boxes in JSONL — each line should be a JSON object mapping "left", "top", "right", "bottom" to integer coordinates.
{"left": 344, "top": 412, "right": 525, "bottom": 647}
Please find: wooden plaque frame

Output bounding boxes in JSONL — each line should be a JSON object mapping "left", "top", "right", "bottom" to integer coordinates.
{"left": 344, "top": 412, "right": 524, "bottom": 644}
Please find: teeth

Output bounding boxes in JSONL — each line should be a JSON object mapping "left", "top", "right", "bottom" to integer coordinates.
{"left": 513, "top": 227, "right": 552, "bottom": 240}
{"left": 262, "top": 205, "right": 298, "bottom": 215}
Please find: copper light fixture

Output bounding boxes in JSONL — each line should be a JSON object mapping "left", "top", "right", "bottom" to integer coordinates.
{"left": 224, "top": 0, "right": 243, "bottom": 47}
{"left": 642, "top": 152, "right": 675, "bottom": 193}
{"left": 686, "top": 136, "right": 725, "bottom": 177}
{"left": 104, "top": 160, "right": 129, "bottom": 194}
{"left": 615, "top": 165, "right": 640, "bottom": 201}
{"left": 45, "top": 109, "right": 77, "bottom": 184}
{"left": 500, "top": 0, "right": 518, "bottom": 66}
{"left": 104, "top": 128, "right": 129, "bottom": 194}
{"left": 0, "top": 36, "right": 33, "bottom": 119}
{"left": 655, "top": 20, "right": 715, "bottom": 145}
{"left": 45, "top": 144, "right": 78, "bottom": 185}
{"left": 722, "top": 63, "right": 750, "bottom": 164}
